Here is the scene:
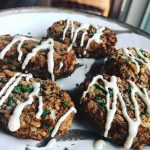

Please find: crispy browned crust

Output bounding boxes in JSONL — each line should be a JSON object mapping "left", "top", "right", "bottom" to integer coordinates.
{"left": 47, "top": 20, "right": 117, "bottom": 58}
{"left": 104, "top": 48, "right": 150, "bottom": 88}
{"left": 0, "top": 70, "right": 76, "bottom": 140}
{"left": 0, "top": 35, "right": 78, "bottom": 80}
{"left": 79, "top": 74, "right": 150, "bottom": 149}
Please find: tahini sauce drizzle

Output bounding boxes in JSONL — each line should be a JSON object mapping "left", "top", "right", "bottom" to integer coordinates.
{"left": 0, "top": 35, "right": 40, "bottom": 61}
{"left": 94, "top": 140, "right": 106, "bottom": 150}
{"left": 62, "top": 19, "right": 74, "bottom": 40}
{"left": 22, "top": 38, "right": 55, "bottom": 81}
{"left": 67, "top": 23, "right": 90, "bottom": 52}
{"left": 51, "top": 106, "right": 77, "bottom": 137}
{"left": 58, "top": 61, "right": 63, "bottom": 70}
{"left": 8, "top": 82, "right": 41, "bottom": 131}
{"left": 82, "top": 75, "right": 150, "bottom": 149}
{"left": 86, "top": 26, "right": 105, "bottom": 49}
{"left": 0, "top": 73, "right": 32, "bottom": 106}
{"left": 62, "top": 20, "right": 105, "bottom": 52}
{"left": 122, "top": 48, "right": 150, "bottom": 73}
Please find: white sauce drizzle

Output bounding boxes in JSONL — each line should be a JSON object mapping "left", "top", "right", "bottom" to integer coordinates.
{"left": 62, "top": 19, "right": 74, "bottom": 40}
{"left": 72, "top": 23, "right": 90, "bottom": 44}
{"left": 47, "top": 39, "right": 55, "bottom": 81}
{"left": 8, "top": 82, "right": 41, "bottom": 131}
{"left": 51, "top": 106, "right": 77, "bottom": 137}
{"left": 122, "top": 48, "right": 150, "bottom": 73}
{"left": 94, "top": 140, "right": 106, "bottom": 150}
{"left": 83, "top": 50, "right": 87, "bottom": 56}
{"left": 82, "top": 75, "right": 150, "bottom": 149}
{"left": 0, "top": 73, "right": 20, "bottom": 100}
{"left": 86, "top": 27, "right": 105, "bottom": 49}
{"left": 36, "top": 96, "right": 43, "bottom": 119}
{"left": 25, "top": 73, "right": 33, "bottom": 82}
{"left": 67, "top": 23, "right": 90, "bottom": 52}
{"left": 0, "top": 35, "right": 39, "bottom": 61}
{"left": 80, "top": 31, "right": 87, "bottom": 47}
{"left": 134, "top": 48, "right": 150, "bottom": 70}
{"left": 26, "top": 138, "right": 56, "bottom": 150}
{"left": 22, "top": 38, "right": 55, "bottom": 81}
{"left": 62, "top": 20, "right": 106, "bottom": 54}
{"left": 58, "top": 61, "right": 63, "bottom": 70}
{"left": 50, "top": 108, "right": 56, "bottom": 120}
{"left": 0, "top": 73, "right": 31, "bottom": 107}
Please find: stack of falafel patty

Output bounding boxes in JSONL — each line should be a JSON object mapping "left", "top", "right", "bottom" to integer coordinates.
{"left": 0, "top": 19, "right": 149, "bottom": 149}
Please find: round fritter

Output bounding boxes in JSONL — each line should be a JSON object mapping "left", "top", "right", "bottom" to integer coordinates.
{"left": 104, "top": 47, "right": 150, "bottom": 87}
{"left": 0, "top": 35, "right": 77, "bottom": 80}
{"left": 0, "top": 70, "right": 76, "bottom": 140}
{"left": 79, "top": 74, "right": 150, "bottom": 149}
{"left": 47, "top": 19, "right": 117, "bottom": 58}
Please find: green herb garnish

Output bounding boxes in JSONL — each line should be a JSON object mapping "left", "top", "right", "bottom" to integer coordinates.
{"left": 62, "top": 100, "right": 70, "bottom": 106}
{"left": 64, "top": 148, "right": 69, "bottom": 150}
{"left": 125, "top": 58, "right": 132, "bottom": 62}
{"left": 126, "top": 87, "right": 131, "bottom": 94}
{"left": 0, "top": 78, "right": 7, "bottom": 84}
{"left": 42, "top": 109, "right": 51, "bottom": 116}
{"left": 94, "top": 84, "right": 107, "bottom": 95}
{"left": 13, "top": 84, "right": 34, "bottom": 94}
{"left": 13, "top": 86, "right": 21, "bottom": 94}
{"left": 108, "top": 89, "right": 113, "bottom": 97}
{"left": 78, "top": 31, "right": 82, "bottom": 35}
{"left": 48, "top": 126, "right": 54, "bottom": 132}
{"left": 94, "top": 97, "right": 106, "bottom": 106}
{"left": 140, "top": 109, "right": 146, "bottom": 116}
{"left": 77, "top": 63, "right": 83, "bottom": 68}
{"left": 43, "top": 50, "right": 49, "bottom": 55}
{"left": 126, "top": 87, "right": 132, "bottom": 99}
{"left": 21, "top": 85, "right": 34, "bottom": 92}
{"left": 7, "top": 96, "right": 16, "bottom": 106}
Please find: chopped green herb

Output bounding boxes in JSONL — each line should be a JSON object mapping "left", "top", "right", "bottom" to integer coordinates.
{"left": 89, "top": 30, "right": 95, "bottom": 36}
{"left": 94, "top": 97, "right": 106, "bottom": 106}
{"left": 77, "top": 63, "right": 83, "bottom": 68}
{"left": 43, "top": 49, "right": 49, "bottom": 55}
{"left": 125, "top": 58, "right": 132, "bottom": 62}
{"left": 140, "top": 109, "right": 146, "bottom": 116}
{"left": 78, "top": 31, "right": 82, "bottom": 35}
{"left": 62, "top": 100, "right": 70, "bottom": 106}
{"left": 64, "top": 148, "right": 69, "bottom": 150}
{"left": 42, "top": 109, "right": 51, "bottom": 116}
{"left": 48, "top": 126, "right": 54, "bottom": 132}
{"left": 7, "top": 96, "right": 16, "bottom": 106}
{"left": 28, "top": 32, "right": 31, "bottom": 35}
{"left": 126, "top": 87, "right": 131, "bottom": 94}
{"left": 135, "top": 54, "right": 141, "bottom": 59}
{"left": 137, "top": 60, "right": 142, "bottom": 66}
{"left": 94, "top": 84, "right": 107, "bottom": 95}
{"left": 13, "top": 86, "right": 21, "bottom": 94}
{"left": 126, "top": 87, "right": 132, "bottom": 99}
{"left": 123, "top": 96, "right": 126, "bottom": 102}
{"left": 62, "top": 47, "right": 67, "bottom": 51}
{"left": 21, "top": 85, "right": 34, "bottom": 92}
{"left": 108, "top": 89, "right": 113, "bottom": 97}
{"left": 0, "top": 78, "right": 7, "bottom": 84}
{"left": 13, "top": 84, "right": 34, "bottom": 94}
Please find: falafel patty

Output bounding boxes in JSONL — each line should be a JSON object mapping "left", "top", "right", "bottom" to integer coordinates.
{"left": 0, "top": 35, "right": 78, "bottom": 81}
{"left": 104, "top": 47, "right": 150, "bottom": 87}
{"left": 47, "top": 19, "right": 117, "bottom": 58}
{"left": 79, "top": 74, "right": 150, "bottom": 149}
{"left": 0, "top": 70, "right": 76, "bottom": 140}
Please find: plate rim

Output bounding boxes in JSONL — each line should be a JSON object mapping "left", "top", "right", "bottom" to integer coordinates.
{"left": 0, "top": 6, "right": 150, "bottom": 39}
